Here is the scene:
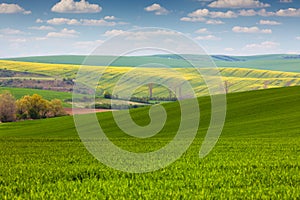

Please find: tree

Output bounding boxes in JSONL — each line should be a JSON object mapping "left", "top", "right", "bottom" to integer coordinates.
{"left": 50, "top": 99, "right": 66, "bottom": 117}
{"left": 16, "top": 94, "right": 50, "bottom": 119}
{"left": 16, "top": 94, "right": 67, "bottom": 119}
{"left": 0, "top": 91, "right": 16, "bottom": 122}
{"left": 104, "top": 91, "right": 112, "bottom": 99}
{"left": 16, "top": 96, "right": 31, "bottom": 119}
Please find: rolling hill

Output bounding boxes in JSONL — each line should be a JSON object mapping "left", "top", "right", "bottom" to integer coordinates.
{"left": 4, "top": 54, "right": 300, "bottom": 72}
{"left": 0, "top": 86, "right": 299, "bottom": 198}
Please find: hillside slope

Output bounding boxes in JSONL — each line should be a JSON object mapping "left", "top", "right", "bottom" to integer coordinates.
{"left": 4, "top": 54, "right": 300, "bottom": 72}
{"left": 0, "top": 87, "right": 299, "bottom": 198}
{"left": 1, "top": 60, "right": 300, "bottom": 97}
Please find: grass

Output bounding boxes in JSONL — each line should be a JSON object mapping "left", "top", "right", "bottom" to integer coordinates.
{"left": 0, "top": 86, "right": 299, "bottom": 199}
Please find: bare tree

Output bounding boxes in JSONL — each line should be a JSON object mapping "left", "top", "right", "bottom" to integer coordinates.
{"left": 263, "top": 81, "right": 270, "bottom": 89}
{"left": 148, "top": 83, "right": 153, "bottom": 99}
{"left": 224, "top": 80, "right": 231, "bottom": 94}
{"left": 0, "top": 91, "right": 16, "bottom": 122}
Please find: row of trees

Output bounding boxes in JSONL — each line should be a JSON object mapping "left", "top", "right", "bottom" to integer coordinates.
{"left": 0, "top": 91, "right": 66, "bottom": 123}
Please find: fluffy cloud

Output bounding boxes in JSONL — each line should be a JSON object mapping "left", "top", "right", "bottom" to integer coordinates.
{"left": 0, "top": 28, "right": 25, "bottom": 35}
{"left": 195, "top": 35, "right": 221, "bottom": 40}
{"left": 238, "top": 9, "right": 274, "bottom": 16}
{"left": 144, "top": 3, "right": 169, "bottom": 15}
{"left": 258, "top": 20, "right": 281, "bottom": 25}
{"left": 224, "top": 47, "right": 234, "bottom": 52}
{"left": 208, "top": 0, "right": 270, "bottom": 8}
{"left": 46, "top": 18, "right": 116, "bottom": 26}
{"left": 238, "top": 8, "right": 300, "bottom": 17}
{"left": 195, "top": 28, "right": 210, "bottom": 34}
{"left": 29, "top": 26, "right": 55, "bottom": 31}
{"left": 243, "top": 41, "right": 280, "bottom": 50}
{"left": 180, "top": 17, "right": 205, "bottom": 22}
{"left": 51, "top": 0, "right": 102, "bottom": 13}
{"left": 276, "top": 8, "right": 300, "bottom": 17}
{"left": 188, "top": 9, "right": 237, "bottom": 18}
{"left": 0, "top": 3, "right": 31, "bottom": 14}
{"left": 104, "top": 16, "right": 116, "bottom": 20}
{"left": 47, "top": 18, "right": 80, "bottom": 25}
{"left": 103, "top": 29, "right": 180, "bottom": 39}
{"left": 280, "top": 0, "right": 293, "bottom": 3}
{"left": 73, "top": 40, "right": 103, "bottom": 49}
{"left": 181, "top": 9, "right": 236, "bottom": 22}
{"left": 103, "top": 30, "right": 128, "bottom": 37}
{"left": 296, "top": 36, "right": 300, "bottom": 40}
{"left": 46, "top": 28, "right": 79, "bottom": 38}
{"left": 81, "top": 19, "right": 116, "bottom": 26}
{"left": 232, "top": 26, "right": 272, "bottom": 34}
{"left": 206, "top": 19, "right": 225, "bottom": 24}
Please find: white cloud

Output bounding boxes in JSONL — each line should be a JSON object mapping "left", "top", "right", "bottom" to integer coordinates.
{"left": 51, "top": 0, "right": 102, "bottom": 13}
{"left": 103, "top": 29, "right": 180, "bottom": 41}
{"left": 181, "top": 9, "right": 237, "bottom": 22}
{"left": 206, "top": 19, "right": 225, "bottom": 24}
{"left": 225, "top": 47, "right": 234, "bottom": 52}
{"left": 103, "top": 29, "right": 128, "bottom": 37}
{"left": 276, "top": 8, "right": 300, "bottom": 17}
{"left": 144, "top": 3, "right": 169, "bottom": 15}
{"left": 243, "top": 41, "right": 280, "bottom": 50}
{"left": 280, "top": 0, "right": 293, "bottom": 3}
{"left": 73, "top": 40, "right": 103, "bottom": 49}
{"left": 232, "top": 26, "right": 272, "bottom": 34}
{"left": 0, "top": 28, "right": 25, "bottom": 35}
{"left": 208, "top": 0, "right": 270, "bottom": 8}
{"left": 258, "top": 20, "right": 281, "bottom": 25}
{"left": 36, "top": 19, "right": 43, "bottom": 23}
{"left": 180, "top": 17, "right": 205, "bottom": 22}
{"left": 195, "top": 28, "right": 210, "bottom": 34}
{"left": 80, "top": 19, "right": 116, "bottom": 26}
{"left": 0, "top": 3, "right": 31, "bottom": 14}
{"left": 104, "top": 16, "right": 116, "bottom": 20}
{"left": 189, "top": 8, "right": 238, "bottom": 18}
{"left": 195, "top": 34, "right": 221, "bottom": 40}
{"left": 296, "top": 36, "right": 300, "bottom": 40}
{"left": 46, "top": 18, "right": 116, "bottom": 26}
{"left": 47, "top": 18, "right": 80, "bottom": 25}
{"left": 46, "top": 28, "right": 79, "bottom": 38}
{"left": 210, "top": 10, "right": 237, "bottom": 18}
{"left": 29, "top": 26, "right": 55, "bottom": 31}
{"left": 10, "top": 38, "right": 27, "bottom": 43}
{"left": 238, "top": 8, "right": 300, "bottom": 17}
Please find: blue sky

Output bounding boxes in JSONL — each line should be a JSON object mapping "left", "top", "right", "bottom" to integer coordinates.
{"left": 0, "top": 0, "right": 299, "bottom": 57}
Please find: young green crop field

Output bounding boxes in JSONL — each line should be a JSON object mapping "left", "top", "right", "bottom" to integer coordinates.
{"left": 0, "top": 86, "right": 299, "bottom": 199}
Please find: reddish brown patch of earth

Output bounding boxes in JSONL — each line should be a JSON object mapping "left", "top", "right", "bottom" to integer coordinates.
{"left": 64, "top": 108, "right": 113, "bottom": 115}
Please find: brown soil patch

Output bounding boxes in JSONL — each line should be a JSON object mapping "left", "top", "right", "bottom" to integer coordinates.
{"left": 64, "top": 108, "right": 112, "bottom": 115}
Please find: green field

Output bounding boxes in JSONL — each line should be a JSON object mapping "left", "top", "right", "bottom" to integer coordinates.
{"left": 5, "top": 54, "right": 300, "bottom": 72}
{"left": 0, "top": 86, "right": 299, "bottom": 199}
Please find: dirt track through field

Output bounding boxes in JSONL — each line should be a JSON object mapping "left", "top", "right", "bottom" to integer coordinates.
{"left": 64, "top": 108, "right": 113, "bottom": 115}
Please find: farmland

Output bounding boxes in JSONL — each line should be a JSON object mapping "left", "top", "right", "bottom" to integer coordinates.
{"left": 6, "top": 54, "right": 300, "bottom": 72}
{"left": 1, "top": 60, "right": 300, "bottom": 98}
{"left": 0, "top": 86, "right": 299, "bottom": 199}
